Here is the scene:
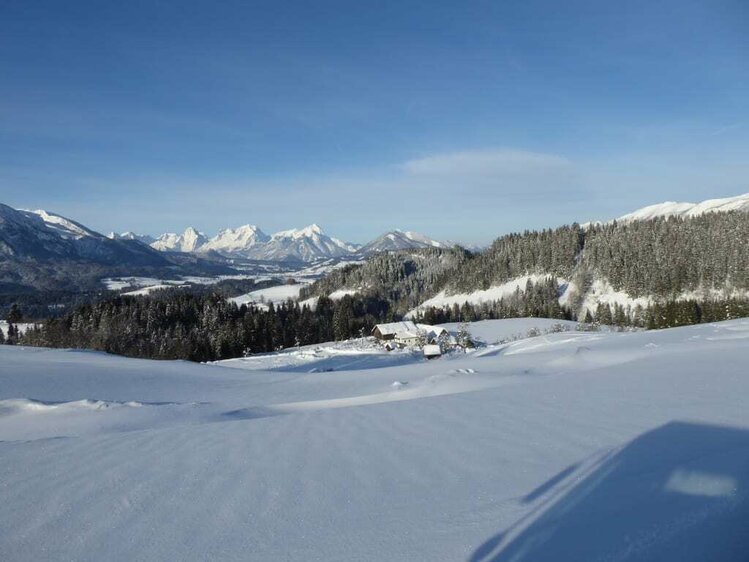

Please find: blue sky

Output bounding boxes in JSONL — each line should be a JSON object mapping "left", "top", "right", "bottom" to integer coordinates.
{"left": 0, "top": 0, "right": 747, "bottom": 244}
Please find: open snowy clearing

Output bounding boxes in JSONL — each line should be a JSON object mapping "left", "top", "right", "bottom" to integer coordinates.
{"left": 228, "top": 282, "right": 310, "bottom": 308}
{"left": 1, "top": 319, "right": 748, "bottom": 561}
{"left": 104, "top": 274, "right": 273, "bottom": 293}
{"left": 0, "top": 320, "right": 35, "bottom": 337}
{"left": 405, "top": 274, "right": 564, "bottom": 318}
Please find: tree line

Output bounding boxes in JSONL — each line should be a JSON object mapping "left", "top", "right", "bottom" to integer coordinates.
{"left": 18, "top": 291, "right": 391, "bottom": 362}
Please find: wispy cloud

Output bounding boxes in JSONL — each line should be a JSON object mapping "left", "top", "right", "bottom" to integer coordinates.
{"left": 403, "top": 148, "right": 573, "bottom": 178}
{"left": 710, "top": 123, "right": 742, "bottom": 136}
{"left": 400, "top": 148, "right": 582, "bottom": 202}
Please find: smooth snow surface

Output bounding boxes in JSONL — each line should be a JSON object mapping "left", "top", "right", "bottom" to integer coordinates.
{"left": 438, "top": 318, "right": 580, "bottom": 344}
{"left": 1, "top": 319, "right": 749, "bottom": 561}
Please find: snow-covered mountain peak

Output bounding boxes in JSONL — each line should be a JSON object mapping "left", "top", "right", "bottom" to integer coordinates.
{"left": 257, "top": 224, "right": 356, "bottom": 261}
{"left": 223, "top": 224, "right": 263, "bottom": 235}
{"left": 151, "top": 227, "right": 208, "bottom": 253}
{"left": 358, "top": 229, "right": 446, "bottom": 254}
{"left": 299, "top": 223, "right": 323, "bottom": 236}
{"left": 107, "top": 231, "right": 156, "bottom": 245}
{"left": 272, "top": 224, "right": 325, "bottom": 240}
{"left": 180, "top": 227, "right": 206, "bottom": 252}
{"left": 199, "top": 224, "right": 270, "bottom": 255}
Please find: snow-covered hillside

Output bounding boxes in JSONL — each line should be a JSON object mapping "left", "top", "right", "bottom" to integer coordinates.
{"left": 229, "top": 282, "right": 309, "bottom": 308}
{"left": 0, "top": 204, "right": 167, "bottom": 266}
{"left": 406, "top": 274, "right": 564, "bottom": 318}
{"left": 1, "top": 318, "right": 748, "bottom": 561}
{"left": 597, "top": 192, "right": 749, "bottom": 225}
{"left": 358, "top": 229, "right": 447, "bottom": 253}
{"left": 408, "top": 272, "right": 749, "bottom": 321}
{"left": 25, "top": 209, "right": 99, "bottom": 240}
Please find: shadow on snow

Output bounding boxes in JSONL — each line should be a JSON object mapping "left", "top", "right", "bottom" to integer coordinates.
{"left": 469, "top": 421, "right": 749, "bottom": 562}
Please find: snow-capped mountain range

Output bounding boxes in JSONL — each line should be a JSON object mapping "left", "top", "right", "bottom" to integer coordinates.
{"left": 3, "top": 192, "right": 747, "bottom": 266}
{"left": 123, "top": 223, "right": 363, "bottom": 261}
{"left": 108, "top": 224, "right": 447, "bottom": 262}
{"left": 131, "top": 192, "right": 748, "bottom": 261}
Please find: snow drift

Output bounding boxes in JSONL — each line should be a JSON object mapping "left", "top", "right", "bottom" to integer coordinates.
{"left": 0, "top": 318, "right": 748, "bottom": 561}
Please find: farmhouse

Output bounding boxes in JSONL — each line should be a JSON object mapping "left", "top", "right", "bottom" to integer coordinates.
{"left": 372, "top": 321, "right": 420, "bottom": 342}
{"left": 372, "top": 321, "right": 449, "bottom": 348}
{"left": 418, "top": 324, "right": 448, "bottom": 344}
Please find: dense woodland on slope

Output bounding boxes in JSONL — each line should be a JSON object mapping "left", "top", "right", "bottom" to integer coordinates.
{"left": 305, "top": 211, "right": 749, "bottom": 312}
{"left": 17, "top": 292, "right": 391, "bottom": 361}
{"left": 4, "top": 212, "right": 748, "bottom": 361}
{"left": 299, "top": 247, "right": 470, "bottom": 314}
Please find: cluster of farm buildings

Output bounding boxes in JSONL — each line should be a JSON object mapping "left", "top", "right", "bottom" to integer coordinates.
{"left": 371, "top": 321, "right": 462, "bottom": 359}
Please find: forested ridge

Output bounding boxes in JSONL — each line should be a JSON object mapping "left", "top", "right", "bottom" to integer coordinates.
{"left": 305, "top": 211, "right": 749, "bottom": 312}
{"left": 299, "top": 247, "right": 469, "bottom": 315}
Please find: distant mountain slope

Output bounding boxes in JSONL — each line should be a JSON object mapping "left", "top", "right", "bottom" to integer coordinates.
{"left": 616, "top": 192, "right": 749, "bottom": 223}
{"left": 0, "top": 204, "right": 238, "bottom": 292}
{"left": 0, "top": 204, "right": 167, "bottom": 266}
{"left": 358, "top": 230, "right": 447, "bottom": 254}
{"left": 26, "top": 209, "right": 101, "bottom": 240}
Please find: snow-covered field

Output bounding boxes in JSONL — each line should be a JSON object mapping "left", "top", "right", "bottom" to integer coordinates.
{"left": 1, "top": 318, "right": 748, "bottom": 561}
{"left": 438, "top": 317, "right": 581, "bottom": 344}
{"left": 407, "top": 274, "right": 749, "bottom": 320}
{"left": 406, "top": 274, "right": 562, "bottom": 318}
{"left": 229, "top": 282, "right": 309, "bottom": 308}
{"left": 102, "top": 257, "right": 361, "bottom": 295}
{"left": 103, "top": 274, "right": 271, "bottom": 293}
{"left": 0, "top": 320, "right": 35, "bottom": 337}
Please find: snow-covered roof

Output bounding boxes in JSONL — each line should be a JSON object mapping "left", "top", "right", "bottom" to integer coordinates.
{"left": 373, "top": 321, "right": 419, "bottom": 337}
{"left": 423, "top": 344, "right": 442, "bottom": 356}
{"left": 417, "top": 324, "right": 448, "bottom": 338}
